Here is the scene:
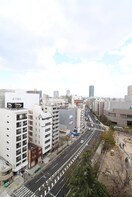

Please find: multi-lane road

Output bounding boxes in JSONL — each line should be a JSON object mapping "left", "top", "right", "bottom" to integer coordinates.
{"left": 13, "top": 112, "right": 103, "bottom": 197}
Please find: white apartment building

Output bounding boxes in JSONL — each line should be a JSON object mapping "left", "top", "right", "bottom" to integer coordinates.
{"left": 0, "top": 108, "right": 28, "bottom": 173}
{"left": 76, "top": 108, "right": 85, "bottom": 132}
{"left": 28, "top": 105, "right": 52, "bottom": 155}
{"left": 43, "top": 105, "right": 59, "bottom": 150}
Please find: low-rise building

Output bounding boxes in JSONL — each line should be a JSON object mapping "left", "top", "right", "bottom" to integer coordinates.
{"left": 28, "top": 143, "right": 42, "bottom": 169}
{"left": 0, "top": 157, "right": 13, "bottom": 186}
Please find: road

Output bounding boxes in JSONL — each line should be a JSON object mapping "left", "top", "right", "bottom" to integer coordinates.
{"left": 13, "top": 112, "right": 103, "bottom": 197}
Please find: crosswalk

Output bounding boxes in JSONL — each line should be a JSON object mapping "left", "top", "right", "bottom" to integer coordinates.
{"left": 13, "top": 185, "right": 37, "bottom": 197}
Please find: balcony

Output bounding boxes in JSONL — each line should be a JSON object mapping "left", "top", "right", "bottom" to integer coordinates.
{"left": 16, "top": 142, "right": 21, "bottom": 149}
{"left": 23, "top": 121, "right": 27, "bottom": 126}
{"left": 22, "top": 140, "right": 27, "bottom": 146}
{"left": 16, "top": 149, "right": 21, "bottom": 156}
{"left": 23, "top": 134, "right": 27, "bottom": 139}
{"left": 16, "top": 136, "right": 21, "bottom": 142}
{"left": 16, "top": 122, "right": 21, "bottom": 128}
{"left": 16, "top": 129, "right": 21, "bottom": 135}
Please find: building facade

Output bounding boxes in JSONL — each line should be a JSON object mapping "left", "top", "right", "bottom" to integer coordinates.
{"left": 43, "top": 105, "right": 59, "bottom": 150}
{"left": 59, "top": 108, "right": 76, "bottom": 132}
{"left": 0, "top": 107, "right": 28, "bottom": 173}
{"left": 28, "top": 142, "right": 42, "bottom": 169}
{"left": 28, "top": 105, "right": 52, "bottom": 155}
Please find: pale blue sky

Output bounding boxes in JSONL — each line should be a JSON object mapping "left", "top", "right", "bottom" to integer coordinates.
{"left": 0, "top": 0, "right": 132, "bottom": 97}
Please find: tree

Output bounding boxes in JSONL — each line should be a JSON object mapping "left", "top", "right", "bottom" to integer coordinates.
{"left": 98, "top": 115, "right": 112, "bottom": 126}
{"left": 67, "top": 151, "right": 109, "bottom": 197}
{"left": 100, "top": 129, "right": 115, "bottom": 151}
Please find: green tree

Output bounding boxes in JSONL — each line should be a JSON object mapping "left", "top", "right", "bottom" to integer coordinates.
{"left": 67, "top": 151, "right": 109, "bottom": 197}
{"left": 100, "top": 129, "right": 115, "bottom": 151}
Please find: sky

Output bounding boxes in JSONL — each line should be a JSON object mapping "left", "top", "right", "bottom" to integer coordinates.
{"left": 0, "top": 0, "right": 132, "bottom": 98}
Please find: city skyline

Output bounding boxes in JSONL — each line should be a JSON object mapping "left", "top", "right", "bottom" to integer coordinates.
{"left": 0, "top": 1, "right": 132, "bottom": 98}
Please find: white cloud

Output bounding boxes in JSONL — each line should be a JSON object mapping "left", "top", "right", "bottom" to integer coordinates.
{"left": 0, "top": 0, "right": 132, "bottom": 97}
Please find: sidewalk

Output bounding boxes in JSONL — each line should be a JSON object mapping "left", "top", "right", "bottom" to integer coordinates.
{"left": 0, "top": 176, "right": 24, "bottom": 197}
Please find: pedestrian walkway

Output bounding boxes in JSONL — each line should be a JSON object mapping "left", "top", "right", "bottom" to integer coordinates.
{"left": 0, "top": 176, "right": 24, "bottom": 197}
{"left": 13, "top": 185, "right": 36, "bottom": 197}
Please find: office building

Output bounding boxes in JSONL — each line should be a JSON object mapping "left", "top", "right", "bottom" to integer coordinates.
{"left": 89, "top": 85, "right": 94, "bottom": 98}
{"left": 28, "top": 105, "right": 52, "bottom": 155}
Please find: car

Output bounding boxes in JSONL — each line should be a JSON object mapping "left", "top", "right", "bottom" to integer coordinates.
{"left": 80, "top": 140, "right": 84, "bottom": 144}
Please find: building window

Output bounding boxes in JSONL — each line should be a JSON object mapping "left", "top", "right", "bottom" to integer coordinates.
{"left": 23, "top": 147, "right": 27, "bottom": 152}
{"left": 22, "top": 153, "right": 27, "bottom": 159}
{"left": 45, "top": 145, "right": 50, "bottom": 149}
{"left": 16, "top": 162, "right": 21, "bottom": 167}
{"left": 16, "top": 122, "right": 21, "bottom": 128}
{"left": 45, "top": 128, "right": 50, "bottom": 132}
{"left": 23, "top": 140, "right": 27, "bottom": 146}
{"left": 16, "top": 136, "right": 21, "bottom": 141}
{"left": 16, "top": 156, "right": 21, "bottom": 162}
{"left": 45, "top": 134, "right": 50, "bottom": 138}
{"left": 7, "top": 154, "right": 9, "bottom": 157}
{"left": 45, "top": 139, "right": 50, "bottom": 144}
{"left": 16, "top": 149, "right": 21, "bottom": 155}
{"left": 16, "top": 129, "right": 21, "bottom": 135}
{"left": 16, "top": 142, "right": 21, "bottom": 149}
{"left": 23, "top": 134, "right": 27, "bottom": 139}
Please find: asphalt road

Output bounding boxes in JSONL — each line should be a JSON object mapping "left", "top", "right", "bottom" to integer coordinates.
{"left": 13, "top": 112, "right": 103, "bottom": 197}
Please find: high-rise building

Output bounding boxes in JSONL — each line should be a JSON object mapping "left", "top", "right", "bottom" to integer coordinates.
{"left": 127, "top": 85, "right": 132, "bottom": 96}
{"left": 66, "top": 90, "right": 70, "bottom": 96}
{"left": 0, "top": 105, "right": 28, "bottom": 173}
{"left": 53, "top": 91, "right": 59, "bottom": 98}
{"left": 89, "top": 85, "right": 94, "bottom": 98}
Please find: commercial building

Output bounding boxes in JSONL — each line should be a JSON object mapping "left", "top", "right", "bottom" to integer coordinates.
{"left": 104, "top": 99, "right": 132, "bottom": 126}
{"left": 43, "top": 105, "right": 59, "bottom": 150}
{"left": 0, "top": 106, "right": 28, "bottom": 173}
{"left": 0, "top": 89, "right": 15, "bottom": 108}
{"left": 28, "top": 105, "right": 52, "bottom": 155}
{"left": 5, "top": 90, "right": 39, "bottom": 109}
{"left": 59, "top": 108, "right": 76, "bottom": 132}
{"left": 28, "top": 142, "right": 42, "bottom": 169}
{"left": 89, "top": 85, "right": 94, "bottom": 98}
{"left": 27, "top": 89, "right": 42, "bottom": 104}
